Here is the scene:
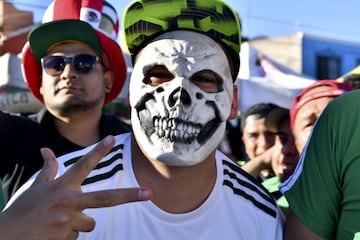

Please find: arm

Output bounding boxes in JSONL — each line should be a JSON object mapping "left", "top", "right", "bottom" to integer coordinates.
{"left": 0, "top": 135, "right": 152, "bottom": 240}
{"left": 284, "top": 209, "right": 324, "bottom": 240}
{"left": 241, "top": 145, "right": 277, "bottom": 178}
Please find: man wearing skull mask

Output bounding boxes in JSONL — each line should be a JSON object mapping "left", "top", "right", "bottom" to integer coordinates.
{"left": 8, "top": 0, "right": 284, "bottom": 238}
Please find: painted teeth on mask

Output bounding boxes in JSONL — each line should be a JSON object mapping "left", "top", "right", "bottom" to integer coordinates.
{"left": 139, "top": 110, "right": 154, "bottom": 135}
{"left": 153, "top": 116, "right": 202, "bottom": 143}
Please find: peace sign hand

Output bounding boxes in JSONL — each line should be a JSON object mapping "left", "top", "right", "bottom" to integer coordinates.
{"left": 0, "top": 135, "right": 152, "bottom": 240}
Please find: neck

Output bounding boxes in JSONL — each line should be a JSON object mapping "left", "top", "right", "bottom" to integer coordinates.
{"left": 52, "top": 108, "right": 102, "bottom": 147}
{"left": 131, "top": 136, "right": 217, "bottom": 213}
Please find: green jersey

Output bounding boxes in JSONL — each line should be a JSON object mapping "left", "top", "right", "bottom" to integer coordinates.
{"left": 281, "top": 90, "right": 360, "bottom": 240}
{"left": 262, "top": 176, "right": 289, "bottom": 216}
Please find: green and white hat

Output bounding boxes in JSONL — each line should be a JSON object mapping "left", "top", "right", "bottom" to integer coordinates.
{"left": 122, "top": 0, "right": 241, "bottom": 81}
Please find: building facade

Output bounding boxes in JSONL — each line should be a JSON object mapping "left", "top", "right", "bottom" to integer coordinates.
{"left": 249, "top": 32, "right": 360, "bottom": 80}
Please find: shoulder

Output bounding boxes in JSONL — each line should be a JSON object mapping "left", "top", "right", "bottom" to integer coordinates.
{"left": 325, "top": 90, "right": 360, "bottom": 115}
{"left": 0, "top": 111, "right": 39, "bottom": 138}
{"left": 217, "top": 151, "right": 278, "bottom": 219}
{"left": 52, "top": 133, "right": 131, "bottom": 187}
{"left": 100, "top": 114, "right": 130, "bottom": 136}
{"left": 0, "top": 110, "right": 34, "bottom": 124}
{"left": 58, "top": 132, "right": 131, "bottom": 171}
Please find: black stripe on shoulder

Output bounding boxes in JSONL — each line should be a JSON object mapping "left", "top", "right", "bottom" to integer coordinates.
{"left": 63, "top": 144, "right": 124, "bottom": 167}
{"left": 82, "top": 164, "right": 123, "bottom": 185}
{"left": 223, "top": 180, "right": 277, "bottom": 218}
{"left": 222, "top": 160, "right": 277, "bottom": 218}
{"left": 61, "top": 143, "right": 125, "bottom": 185}
{"left": 94, "top": 152, "right": 123, "bottom": 170}
{"left": 222, "top": 159, "right": 244, "bottom": 174}
{"left": 64, "top": 156, "right": 81, "bottom": 168}
{"left": 223, "top": 160, "right": 275, "bottom": 199}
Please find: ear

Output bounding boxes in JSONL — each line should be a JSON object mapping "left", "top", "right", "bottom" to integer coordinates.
{"left": 39, "top": 71, "right": 44, "bottom": 95}
{"left": 103, "top": 70, "right": 114, "bottom": 93}
{"left": 228, "top": 84, "right": 238, "bottom": 119}
{"left": 39, "top": 82, "right": 44, "bottom": 95}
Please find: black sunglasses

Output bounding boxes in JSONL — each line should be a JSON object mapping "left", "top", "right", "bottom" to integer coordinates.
{"left": 41, "top": 54, "right": 100, "bottom": 76}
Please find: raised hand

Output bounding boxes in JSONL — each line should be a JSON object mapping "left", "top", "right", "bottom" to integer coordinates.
{"left": 0, "top": 135, "right": 152, "bottom": 240}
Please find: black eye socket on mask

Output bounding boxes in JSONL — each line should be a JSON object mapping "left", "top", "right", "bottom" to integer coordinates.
{"left": 143, "top": 65, "right": 174, "bottom": 86}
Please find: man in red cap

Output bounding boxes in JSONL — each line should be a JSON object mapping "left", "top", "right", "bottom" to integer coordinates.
{"left": 289, "top": 79, "right": 353, "bottom": 153}
{"left": 0, "top": 0, "right": 129, "bottom": 204}
{"left": 261, "top": 80, "right": 352, "bottom": 217}
{"left": 280, "top": 80, "right": 358, "bottom": 239}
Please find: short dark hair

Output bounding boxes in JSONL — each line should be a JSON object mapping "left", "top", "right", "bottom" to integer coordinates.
{"left": 343, "top": 74, "right": 360, "bottom": 89}
{"left": 241, "top": 102, "right": 280, "bottom": 129}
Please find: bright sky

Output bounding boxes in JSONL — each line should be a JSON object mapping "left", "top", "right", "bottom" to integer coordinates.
{"left": 10, "top": 0, "right": 360, "bottom": 43}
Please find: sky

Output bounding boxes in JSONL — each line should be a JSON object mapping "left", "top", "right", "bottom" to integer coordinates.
{"left": 8, "top": 0, "right": 360, "bottom": 44}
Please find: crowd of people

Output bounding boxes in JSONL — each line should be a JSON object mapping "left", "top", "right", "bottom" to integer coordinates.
{"left": 1, "top": 0, "right": 360, "bottom": 239}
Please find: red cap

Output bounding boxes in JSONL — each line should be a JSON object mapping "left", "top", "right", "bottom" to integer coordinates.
{"left": 290, "top": 80, "right": 353, "bottom": 129}
{"left": 22, "top": 0, "right": 126, "bottom": 105}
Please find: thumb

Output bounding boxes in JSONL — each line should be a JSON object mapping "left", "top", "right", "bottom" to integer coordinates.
{"left": 33, "top": 148, "right": 59, "bottom": 185}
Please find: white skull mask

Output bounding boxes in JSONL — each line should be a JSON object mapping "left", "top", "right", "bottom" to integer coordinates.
{"left": 130, "top": 31, "right": 234, "bottom": 166}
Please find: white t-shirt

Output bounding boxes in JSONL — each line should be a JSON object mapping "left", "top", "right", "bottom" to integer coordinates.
{"left": 8, "top": 133, "right": 284, "bottom": 240}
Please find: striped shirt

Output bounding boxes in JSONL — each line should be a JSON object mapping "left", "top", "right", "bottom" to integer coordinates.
{"left": 9, "top": 132, "right": 284, "bottom": 239}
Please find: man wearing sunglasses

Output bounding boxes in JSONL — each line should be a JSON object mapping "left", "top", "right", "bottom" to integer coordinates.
{"left": 0, "top": 0, "right": 129, "bottom": 204}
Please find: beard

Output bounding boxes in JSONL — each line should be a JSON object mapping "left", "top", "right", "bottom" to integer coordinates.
{"left": 50, "top": 95, "right": 104, "bottom": 115}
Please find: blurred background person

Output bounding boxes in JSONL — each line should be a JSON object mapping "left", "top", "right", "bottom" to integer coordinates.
{"left": 343, "top": 73, "right": 360, "bottom": 89}
{"left": 262, "top": 107, "right": 299, "bottom": 215}
{"left": 290, "top": 80, "right": 353, "bottom": 153}
{"left": 240, "top": 102, "right": 279, "bottom": 181}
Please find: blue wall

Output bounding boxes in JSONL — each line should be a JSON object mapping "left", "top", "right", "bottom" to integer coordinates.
{"left": 302, "top": 37, "right": 360, "bottom": 79}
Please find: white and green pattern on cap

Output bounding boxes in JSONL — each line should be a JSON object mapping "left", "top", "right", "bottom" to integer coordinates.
{"left": 122, "top": 0, "right": 241, "bottom": 56}
{"left": 100, "top": 1, "right": 119, "bottom": 40}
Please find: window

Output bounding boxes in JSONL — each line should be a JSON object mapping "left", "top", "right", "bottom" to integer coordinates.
{"left": 316, "top": 55, "right": 340, "bottom": 79}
